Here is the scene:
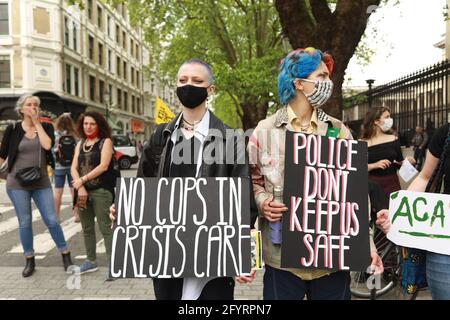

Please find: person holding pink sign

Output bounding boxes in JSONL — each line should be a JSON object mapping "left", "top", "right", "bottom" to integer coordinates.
{"left": 248, "top": 48, "right": 383, "bottom": 300}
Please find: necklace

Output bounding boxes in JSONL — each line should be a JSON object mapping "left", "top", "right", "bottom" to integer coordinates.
{"left": 181, "top": 117, "right": 196, "bottom": 132}
{"left": 83, "top": 139, "right": 97, "bottom": 153}
{"left": 299, "top": 123, "right": 311, "bottom": 132}
{"left": 181, "top": 122, "right": 194, "bottom": 132}
{"left": 182, "top": 117, "right": 195, "bottom": 127}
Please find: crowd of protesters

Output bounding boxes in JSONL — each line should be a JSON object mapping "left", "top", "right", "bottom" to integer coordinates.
{"left": 0, "top": 46, "right": 448, "bottom": 300}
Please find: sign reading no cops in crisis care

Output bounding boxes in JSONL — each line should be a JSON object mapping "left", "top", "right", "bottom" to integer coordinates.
{"left": 281, "top": 132, "right": 371, "bottom": 271}
{"left": 110, "top": 177, "right": 252, "bottom": 278}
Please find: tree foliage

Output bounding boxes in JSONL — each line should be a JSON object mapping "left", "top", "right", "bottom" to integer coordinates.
{"left": 68, "top": 0, "right": 402, "bottom": 126}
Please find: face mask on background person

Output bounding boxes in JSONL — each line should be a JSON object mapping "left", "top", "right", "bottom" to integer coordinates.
{"left": 176, "top": 85, "right": 209, "bottom": 109}
{"left": 298, "top": 78, "right": 334, "bottom": 108}
{"left": 378, "top": 117, "right": 394, "bottom": 132}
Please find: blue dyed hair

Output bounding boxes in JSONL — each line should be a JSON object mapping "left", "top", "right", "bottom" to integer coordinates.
{"left": 179, "top": 59, "right": 215, "bottom": 85}
{"left": 277, "top": 47, "right": 334, "bottom": 105}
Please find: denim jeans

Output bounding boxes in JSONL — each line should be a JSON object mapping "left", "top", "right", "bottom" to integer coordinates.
{"left": 7, "top": 187, "right": 68, "bottom": 257}
{"left": 54, "top": 168, "right": 73, "bottom": 188}
{"left": 426, "top": 251, "right": 450, "bottom": 300}
{"left": 263, "top": 265, "right": 351, "bottom": 300}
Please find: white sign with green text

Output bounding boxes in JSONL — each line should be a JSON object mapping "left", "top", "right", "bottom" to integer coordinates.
{"left": 388, "top": 190, "right": 450, "bottom": 255}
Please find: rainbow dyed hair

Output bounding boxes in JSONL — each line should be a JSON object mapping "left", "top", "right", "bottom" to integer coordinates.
{"left": 278, "top": 47, "right": 334, "bottom": 105}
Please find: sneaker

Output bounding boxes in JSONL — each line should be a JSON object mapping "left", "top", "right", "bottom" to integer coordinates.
{"left": 78, "top": 260, "right": 98, "bottom": 274}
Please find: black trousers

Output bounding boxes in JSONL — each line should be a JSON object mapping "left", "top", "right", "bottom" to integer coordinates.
{"left": 153, "top": 277, "right": 235, "bottom": 300}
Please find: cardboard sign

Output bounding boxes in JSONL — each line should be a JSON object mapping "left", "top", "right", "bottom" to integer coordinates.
{"left": 281, "top": 132, "right": 371, "bottom": 271}
{"left": 110, "top": 177, "right": 252, "bottom": 278}
{"left": 388, "top": 190, "right": 450, "bottom": 255}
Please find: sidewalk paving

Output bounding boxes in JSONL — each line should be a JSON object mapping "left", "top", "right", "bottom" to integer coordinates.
{"left": 0, "top": 267, "right": 264, "bottom": 300}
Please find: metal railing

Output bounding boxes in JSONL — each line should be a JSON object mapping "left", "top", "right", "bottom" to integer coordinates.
{"left": 343, "top": 60, "right": 450, "bottom": 143}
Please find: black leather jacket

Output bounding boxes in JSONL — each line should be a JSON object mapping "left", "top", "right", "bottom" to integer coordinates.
{"left": 137, "top": 111, "right": 257, "bottom": 225}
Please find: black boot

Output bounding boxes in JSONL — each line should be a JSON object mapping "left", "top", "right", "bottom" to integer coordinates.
{"left": 62, "top": 252, "right": 73, "bottom": 272}
{"left": 22, "top": 256, "right": 35, "bottom": 277}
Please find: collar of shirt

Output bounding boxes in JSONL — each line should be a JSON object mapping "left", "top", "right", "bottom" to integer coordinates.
{"left": 286, "top": 105, "right": 318, "bottom": 133}
{"left": 171, "top": 109, "right": 210, "bottom": 145}
{"left": 170, "top": 110, "right": 210, "bottom": 177}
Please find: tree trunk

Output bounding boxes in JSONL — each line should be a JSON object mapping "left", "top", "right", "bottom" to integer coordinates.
{"left": 241, "top": 97, "right": 270, "bottom": 130}
{"left": 275, "top": 0, "right": 382, "bottom": 120}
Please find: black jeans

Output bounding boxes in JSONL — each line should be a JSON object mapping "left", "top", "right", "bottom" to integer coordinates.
{"left": 153, "top": 277, "right": 235, "bottom": 300}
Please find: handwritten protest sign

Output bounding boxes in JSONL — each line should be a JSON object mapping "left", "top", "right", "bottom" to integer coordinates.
{"left": 281, "top": 132, "right": 371, "bottom": 271}
{"left": 388, "top": 190, "right": 450, "bottom": 255}
{"left": 110, "top": 177, "right": 251, "bottom": 278}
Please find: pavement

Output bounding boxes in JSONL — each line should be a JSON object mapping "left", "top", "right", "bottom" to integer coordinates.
{"left": 0, "top": 149, "right": 433, "bottom": 300}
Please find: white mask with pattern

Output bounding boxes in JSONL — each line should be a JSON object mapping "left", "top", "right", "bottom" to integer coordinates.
{"left": 298, "top": 78, "right": 334, "bottom": 108}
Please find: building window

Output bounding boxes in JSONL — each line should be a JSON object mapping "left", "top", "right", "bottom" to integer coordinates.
{"left": 130, "top": 39, "right": 134, "bottom": 56}
{"left": 131, "top": 67, "right": 134, "bottom": 85}
{"left": 117, "top": 88, "right": 122, "bottom": 109}
{"left": 122, "top": 31, "right": 126, "bottom": 50}
{"left": 117, "top": 56, "right": 121, "bottom": 76}
{"left": 0, "top": 3, "right": 9, "bottom": 35}
{"left": 0, "top": 55, "right": 11, "bottom": 88}
{"left": 99, "top": 80, "right": 105, "bottom": 103}
{"left": 108, "top": 84, "right": 113, "bottom": 102}
{"left": 97, "top": 5, "right": 103, "bottom": 28}
{"left": 124, "top": 92, "right": 128, "bottom": 111}
{"left": 107, "top": 15, "right": 111, "bottom": 37}
{"left": 98, "top": 42, "right": 104, "bottom": 66}
{"left": 116, "top": 24, "right": 120, "bottom": 43}
{"left": 65, "top": 64, "right": 72, "bottom": 94}
{"left": 88, "top": 35, "right": 94, "bottom": 61}
{"left": 87, "top": 0, "right": 93, "bottom": 20}
{"left": 107, "top": 49, "right": 112, "bottom": 72}
{"left": 137, "top": 97, "right": 141, "bottom": 114}
{"left": 74, "top": 67, "right": 80, "bottom": 97}
{"left": 136, "top": 70, "right": 139, "bottom": 88}
{"left": 73, "top": 22, "right": 78, "bottom": 52}
{"left": 123, "top": 61, "right": 127, "bottom": 80}
{"left": 89, "top": 75, "right": 96, "bottom": 101}
{"left": 132, "top": 95, "right": 135, "bottom": 114}
{"left": 135, "top": 44, "right": 139, "bottom": 60}
{"left": 64, "top": 17, "right": 69, "bottom": 46}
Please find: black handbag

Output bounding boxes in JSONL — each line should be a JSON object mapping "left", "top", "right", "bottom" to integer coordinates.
{"left": 15, "top": 166, "right": 41, "bottom": 185}
{"left": 15, "top": 136, "right": 42, "bottom": 186}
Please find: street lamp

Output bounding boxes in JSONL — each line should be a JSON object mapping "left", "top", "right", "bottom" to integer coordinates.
{"left": 103, "top": 89, "right": 110, "bottom": 120}
{"left": 366, "top": 79, "right": 375, "bottom": 108}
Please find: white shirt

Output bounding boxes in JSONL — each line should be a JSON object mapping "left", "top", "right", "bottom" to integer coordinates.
{"left": 170, "top": 110, "right": 210, "bottom": 178}
{"left": 170, "top": 110, "right": 215, "bottom": 300}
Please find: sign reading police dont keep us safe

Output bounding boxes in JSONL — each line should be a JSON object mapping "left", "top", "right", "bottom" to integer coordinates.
{"left": 110, "top": 177, "right": 252, "bottom": 278}
{"left": 281, "top": 132, "right": 371, "bottom": 271}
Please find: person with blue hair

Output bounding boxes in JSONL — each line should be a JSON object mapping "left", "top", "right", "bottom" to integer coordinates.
{"left": 248, "top": 47, "right": 383, "bottom": 300}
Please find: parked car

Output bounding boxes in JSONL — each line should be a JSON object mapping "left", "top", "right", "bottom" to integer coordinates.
{"left": 112, "top": 134, "right": 139, "bottom": 169}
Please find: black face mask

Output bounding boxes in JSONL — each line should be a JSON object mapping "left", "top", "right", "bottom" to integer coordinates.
{"left": 176, "top": 85, "right": 209, "bottom": 109}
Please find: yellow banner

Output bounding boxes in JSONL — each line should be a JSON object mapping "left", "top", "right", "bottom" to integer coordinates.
{"left": 155, "top": 97, "right": 175, "bottom": 125}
